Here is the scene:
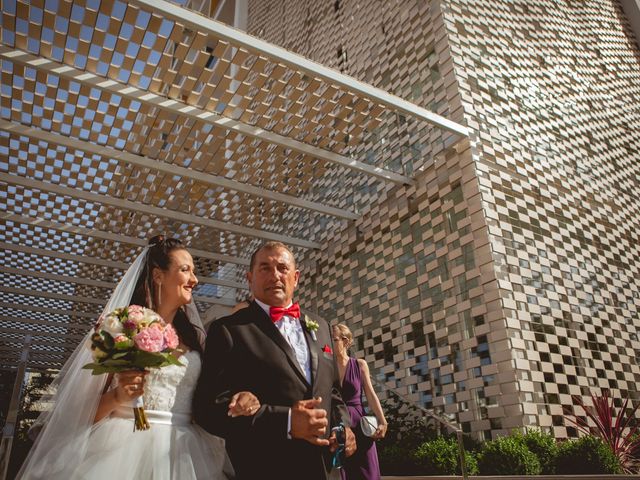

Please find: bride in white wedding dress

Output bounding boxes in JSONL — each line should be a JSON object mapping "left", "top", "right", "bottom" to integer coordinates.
{"left": 75, "top": 350, "right": 231, "bottom": 479}
{"left": 17, "top": 236, "right": 258, "bottom": 480}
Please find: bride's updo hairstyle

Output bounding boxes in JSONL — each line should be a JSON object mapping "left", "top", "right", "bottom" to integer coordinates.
{"left": 131, "top": 235, "right": 203, "bottom": 354}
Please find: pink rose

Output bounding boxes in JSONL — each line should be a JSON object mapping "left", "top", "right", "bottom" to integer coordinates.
{"left": 127, "top": 305, "right": 145, "bottom": 324}
{"left": 133, "top": 324, "right": 165, "bottom": 352}
{"left": 163, "top": 324, "right": 179, "bottom": 350}
{"left": 114, "top": 334, "right": 128, "bottom": 343}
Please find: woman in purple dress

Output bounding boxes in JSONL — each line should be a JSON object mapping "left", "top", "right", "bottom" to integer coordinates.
{"left": 333, "top": 324, "right": 388, "bottom": 480}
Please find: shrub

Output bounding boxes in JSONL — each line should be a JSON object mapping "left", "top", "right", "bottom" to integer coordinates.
{"left": 377, "top": 396, "right": 437, "bottom": 476}
{"left": 520, "top": 429, "right": 558, "bottom": 474}
{"left": 556, "top": 435, "right": 622, "bottom": 474}
{"left": 378, "top": 444, "right": 419, "bottom": 475}
{"left": 413, "top": 436, "right": 478, "bottom": 475}
{"left": 377, "top": 398, "right": 438, "bottom": 454}
{"left": 478, "top": 435, "right": 541, "bottom": 475}
{"left": 565, "top": 390, "right": 640, "bottom": 473}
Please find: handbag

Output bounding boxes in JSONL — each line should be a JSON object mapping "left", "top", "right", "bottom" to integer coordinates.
{"left": 359, "top": 415, "right": 378, "bottom": 437}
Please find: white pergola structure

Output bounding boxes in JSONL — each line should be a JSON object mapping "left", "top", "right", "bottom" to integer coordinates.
{"left": 0, "top": 0, "right": 468, "bottom": 374}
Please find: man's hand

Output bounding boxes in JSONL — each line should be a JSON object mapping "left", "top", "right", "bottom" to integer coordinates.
{"left": 228, "top": 391, "right": 260, "bottom": 417}
{"left": 290, "top": 397, "right": 329, "bottom": 446}
{"left": 344, "top": 426, "right": 356, "bottom": 457}
{"left": 329, "top": 426, "right": 357, "bottom": 457}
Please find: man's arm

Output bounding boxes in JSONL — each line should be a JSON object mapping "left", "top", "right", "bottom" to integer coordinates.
{"left": 193, "top": 318, "right": 307, "bottom": 441}
{"left": 192, "top": 320, "right": 236, "bottom": 438}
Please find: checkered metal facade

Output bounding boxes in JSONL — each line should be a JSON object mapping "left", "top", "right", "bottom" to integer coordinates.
{"left": 1, "top": 0, "right": 466, "bottom": 372}
{"left": 246, "top": 0, "right": 640, "bottom": 439}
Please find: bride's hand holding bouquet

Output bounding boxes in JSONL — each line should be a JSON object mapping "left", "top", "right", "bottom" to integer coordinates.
{"left": 83, "top": 304, "right": 183, "bottom": 430}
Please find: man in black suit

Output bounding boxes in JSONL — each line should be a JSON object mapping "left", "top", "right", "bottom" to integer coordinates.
{"left": 193, "top": 241, "right": 355, "bottom": 480}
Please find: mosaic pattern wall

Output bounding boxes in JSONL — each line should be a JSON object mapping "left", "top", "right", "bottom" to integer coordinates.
{"left": 442, "top": 0, "right": 640, "bottom": 439}
{"left": 246, "top": 0, "right": 640, "bottom": 440}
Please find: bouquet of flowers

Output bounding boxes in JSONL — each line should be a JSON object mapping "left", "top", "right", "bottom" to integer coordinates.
{"left": 83, "top": 305, "right": 183, "bottom": 430}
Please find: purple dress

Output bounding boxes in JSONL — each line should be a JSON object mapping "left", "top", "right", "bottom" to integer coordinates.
{"left": 340, "top": 357, "right": 381, "bottom": 480}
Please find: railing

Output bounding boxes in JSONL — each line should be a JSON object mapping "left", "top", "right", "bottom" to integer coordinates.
{"left": 371, "top": 378, "right": 469, "bottom": 479}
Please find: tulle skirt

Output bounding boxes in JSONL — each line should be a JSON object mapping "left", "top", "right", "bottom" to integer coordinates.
{"left": 71, "top": 410, "right": 232, "bottom": 480}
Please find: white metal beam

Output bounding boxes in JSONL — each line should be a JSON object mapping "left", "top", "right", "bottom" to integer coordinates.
{"left": 3, "top": 263, "right": 247, "bottom": 291}
{"left": 0, "top": 212, "right": 250, "bottom": 266}
{"left": 0, "top": 346, "right": 73, "bottom": 356}
{"left": 195, "top": 295, "right": 236, "bottom": 306}
{"left": 0, "top": 302, "right": 96, "bottom": 320}
{"left": 0, "top": 119, "right": 359, "bottom": 221}
{"left": 0, "top": 47, "right": 411, "bottom": 185}
{"left": 1, "top": 241, "right": 130, "bottom": 270}
{"left": 4, "top": 352, "right": 67, "bottom": 361}
{"left": 0, "top": 354, "right": 64, "bottom": 367}
{"left": 0, "top": 324, "right": 86, "bottom": 341}
{"left": 0, "top": 335, "right": 88, "bottom": 351}
{"left": 130, "top": 0, "right": 469, "bottom": 138}
{"left": 0, "top": 314, "right": 89, "bottom": 331}
{"left": 2, "top": 266, "right": 114, "bottom": 289}
{"left": 0, "top": 286, "right": 105, "bottom": 306}
{"left": 0, "top": 172, "right": 321, "bottom": 249}
{"left": 0, "top": 283, "right": 236, "bottom": 309}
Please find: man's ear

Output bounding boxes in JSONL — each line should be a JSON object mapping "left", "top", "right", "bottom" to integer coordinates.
{"left": 246, "top": 270, "right": 253, "bottom": 287}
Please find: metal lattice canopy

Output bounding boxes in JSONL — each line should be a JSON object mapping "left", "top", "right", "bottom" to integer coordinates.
{"left": 0, "top": 0, "right": 468, "bottom": 372}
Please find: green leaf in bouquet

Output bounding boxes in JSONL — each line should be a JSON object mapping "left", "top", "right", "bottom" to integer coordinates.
{"left": 100, "top": 358, "right": 131, "bottom": 367}
{"left": 111, "top": 351, "right": 131, "bottom": 360}
{"left": 82, "top": 364, "right": 112, "bottom": 375}
{"left": 130, "top": 351, "right": 167, "bottom": 369}
{"left": 82, "top": 362, "right": 128, "bottom": 375}
{"left": 114, "top": 339, "right": 134, "bottom": 350}
{"left": 100, "top": 331, "right": 115, "bottom": 350}
{"left": 152, "top": 354, "right": 184, "bottom": 368}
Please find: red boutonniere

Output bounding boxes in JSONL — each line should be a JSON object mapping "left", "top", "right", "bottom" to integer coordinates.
{"left": 322, "top": 344, "right": 332, "bottom": 354}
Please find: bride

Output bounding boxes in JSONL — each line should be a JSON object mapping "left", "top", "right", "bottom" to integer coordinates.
{"left": 17, "top": 236, "right": 258, "bottom": 479}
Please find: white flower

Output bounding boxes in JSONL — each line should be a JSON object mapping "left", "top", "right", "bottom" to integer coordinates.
{"left": 304, "top": 315, "right": 319, "bottom": 342}
{"left": 101, "top": 313, "right": 123, "bottom": 337}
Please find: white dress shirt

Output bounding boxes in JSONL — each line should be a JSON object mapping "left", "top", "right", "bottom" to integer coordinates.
{"left": 254, "top": 298, "right": 311, "bottom": 384}
{"left": 254, "top": 298, "right": 312, "bottom": 439}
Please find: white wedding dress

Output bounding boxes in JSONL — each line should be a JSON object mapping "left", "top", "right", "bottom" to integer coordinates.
{"left": 71, "top": 351, "right": 231, "bottom": 480}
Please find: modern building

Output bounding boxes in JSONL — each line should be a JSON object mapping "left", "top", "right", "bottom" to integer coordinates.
{"left": 243, "top": 0, "right": 640, "bottom": 440}
{"left": 1, "top": 0, "right": 639, "bottom": 450}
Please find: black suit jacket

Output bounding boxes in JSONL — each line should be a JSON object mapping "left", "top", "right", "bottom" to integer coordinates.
{"left": 193, "top": 301, "right": 350, "bottom": 480}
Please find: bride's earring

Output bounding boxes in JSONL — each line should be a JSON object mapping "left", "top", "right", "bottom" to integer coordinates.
{"left": 155, "top": 283, "right": 162, "bottom": 309}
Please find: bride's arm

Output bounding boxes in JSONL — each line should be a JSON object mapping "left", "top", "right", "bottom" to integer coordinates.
{"left": 94, "top": 371, "right": 146, "bottom": 423}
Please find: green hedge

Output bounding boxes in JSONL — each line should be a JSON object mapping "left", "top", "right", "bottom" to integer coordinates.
{"left": 378, "top": 417, "right": 623, "bottom": 476}
{"left": 378, "top": 444, "right": 419, "bottom": 475}
{"left": 478, "top": 435, "right": 541, "bottom": 475}
{"left": 520, "top": 429, "right": 558, "bottom": 474}
{"left": 413, "top": 436, "right": 478, "bottom": 475}
{"left": 555, "top": 435, "right": 622, "bottom": 474}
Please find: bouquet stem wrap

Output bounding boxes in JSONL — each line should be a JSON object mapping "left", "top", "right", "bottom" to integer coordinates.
{"left": 132, "top": 396, "right": 150, "bottom": 431}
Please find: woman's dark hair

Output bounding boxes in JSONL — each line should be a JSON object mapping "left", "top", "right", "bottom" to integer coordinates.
{"left": 130, "top": 235, "right": 203, "bottom": 354}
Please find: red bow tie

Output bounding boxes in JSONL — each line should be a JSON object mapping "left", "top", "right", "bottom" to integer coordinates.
{"left": 269, "top": 303, "right": 301, "bottom": 322}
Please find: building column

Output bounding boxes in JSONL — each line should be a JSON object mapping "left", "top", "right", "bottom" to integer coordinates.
{"left": 621, "top": 0, "right": 640, "bottom": 49}
{"left": 0, "top": 334, "right": 31, "bottom": 480}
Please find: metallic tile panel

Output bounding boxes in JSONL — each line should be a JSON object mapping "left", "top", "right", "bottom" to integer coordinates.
{"left": 247, "top": 0, "right": 640, "bottom": 440}
{"left": 0, "top": 0, "right": 465, "bottom": 371}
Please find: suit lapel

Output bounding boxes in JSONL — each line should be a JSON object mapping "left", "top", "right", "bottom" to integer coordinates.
{"left": 250, "top": 302, "right": 309, "bottom": 386}
{"left": 301, "top": 313, "right": 319, "bottom": 386}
